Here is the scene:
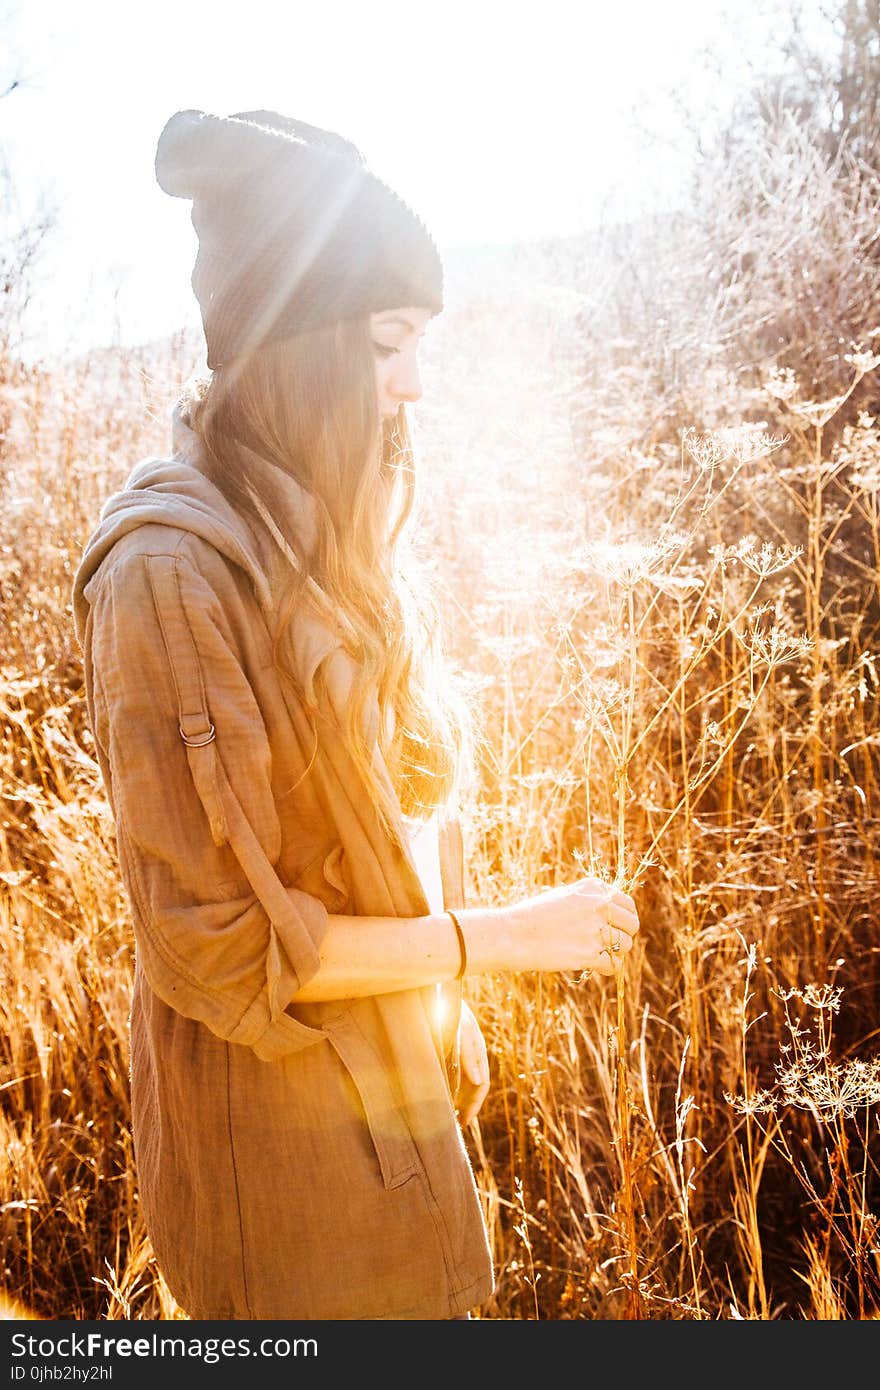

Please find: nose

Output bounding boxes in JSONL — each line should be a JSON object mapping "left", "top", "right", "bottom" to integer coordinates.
{"left": 390, "top": 354, "right": 422, "bottom": 406}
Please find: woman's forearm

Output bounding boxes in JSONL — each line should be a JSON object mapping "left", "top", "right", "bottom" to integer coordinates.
{"left": 290, "top": 876, "right": 641, "bottom": 1003}
{"left": 290, "top": 906, "right": 512, "bottom": 1002}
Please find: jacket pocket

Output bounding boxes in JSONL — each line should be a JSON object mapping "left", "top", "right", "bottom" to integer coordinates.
{"left": 323, "top": 1011, "right": 421, "bottom": 1190}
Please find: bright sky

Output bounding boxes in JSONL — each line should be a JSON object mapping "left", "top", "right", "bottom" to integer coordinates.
{"left": 2, "top": 0, "right": 832, "bottom": 361}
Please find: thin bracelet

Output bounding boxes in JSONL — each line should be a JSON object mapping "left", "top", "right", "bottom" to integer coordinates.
{"left": 446, "top": 909, "right": 468, "bottom": 981}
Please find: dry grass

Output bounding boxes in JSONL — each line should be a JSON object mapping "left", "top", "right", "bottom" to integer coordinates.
{"left": 2, "top": 88, "right": 880, "bottom": 1319}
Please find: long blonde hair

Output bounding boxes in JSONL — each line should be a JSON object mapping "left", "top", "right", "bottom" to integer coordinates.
{"left": 182, "top": 316, "right": 473, "bottom": 827}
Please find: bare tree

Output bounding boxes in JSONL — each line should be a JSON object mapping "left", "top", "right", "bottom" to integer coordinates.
{"left": 0, "top": 4, "right": 57, "bottom": 362}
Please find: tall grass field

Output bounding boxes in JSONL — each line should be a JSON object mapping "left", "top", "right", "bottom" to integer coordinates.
{"left": 3, "top": 22, "right": 880, "bottom": 1317}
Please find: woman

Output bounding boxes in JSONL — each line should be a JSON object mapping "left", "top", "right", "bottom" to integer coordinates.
{"left": 72, "top": 108, "right": 640, "bottom": 1321}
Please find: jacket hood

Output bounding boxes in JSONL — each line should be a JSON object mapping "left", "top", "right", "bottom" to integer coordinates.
{"left": 72, "top": 396, "right": 319, "bottom": 651}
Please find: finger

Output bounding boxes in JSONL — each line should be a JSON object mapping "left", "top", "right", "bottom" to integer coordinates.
{"left": 460, "top": 1067, "right": 489, "bottom": 1097}
{"left": 600, "top": 921, "right": 628, "bottom": 948}
{"left": 459, "top": 1045, "right": 490, "bottom": 1090}
{"left": 575, "top": 878, "right": 612, "bottom": 900}
{"left": 461, "top": 1060, "right": 490, "bottom": 1091}
{"left": 457, "top": 1079, "right": 490, "bottom": 1127}
{"left": 608, "top": 902, "right": 640, "bottom": 935}
{"left": 611, "top": 889, "right": 637, "bottom": 914}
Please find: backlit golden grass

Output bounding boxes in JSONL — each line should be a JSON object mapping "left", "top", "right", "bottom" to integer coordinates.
{"left": 2, "top": 135, "right": 880, "bottom": 1317}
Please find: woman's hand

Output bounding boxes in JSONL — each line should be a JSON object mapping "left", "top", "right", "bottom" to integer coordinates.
{"left": 455, "top": 1000, "right": 490, "bottom": 1127}
{"left": 507, "top": 876, "right": 641, "bottom": 976}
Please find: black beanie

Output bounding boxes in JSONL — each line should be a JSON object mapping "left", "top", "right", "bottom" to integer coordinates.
{"left": 154, "top": 108, "right": 444, "bottom": 369}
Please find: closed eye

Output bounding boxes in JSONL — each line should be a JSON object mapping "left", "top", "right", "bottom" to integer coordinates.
{"left": 372, "top": 343, "right": 400, "bottom": 358}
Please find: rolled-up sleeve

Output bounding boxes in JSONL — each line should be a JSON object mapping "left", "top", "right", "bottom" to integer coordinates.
{"left": 83, "top": 546, "right": 329, "bottom": 1061}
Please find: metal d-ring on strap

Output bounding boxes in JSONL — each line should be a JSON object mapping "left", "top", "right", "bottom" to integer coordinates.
{"left": 179, "top": 722, "right": 216, "bottom": 747}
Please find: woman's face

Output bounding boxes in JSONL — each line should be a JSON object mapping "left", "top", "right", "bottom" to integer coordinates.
{"left": 370, "top": 307, "right": 432, "bottom": 422}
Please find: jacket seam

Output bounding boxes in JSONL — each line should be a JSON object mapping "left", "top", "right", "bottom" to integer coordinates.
{"left": 88, "top": 528, "right": 194, "bottom": 596}
{"left": 223, "top": 1042, "right": 255, "bottom": 1318}
{"left": 409, "top": 1157, "right": 459, "bottom": 1295}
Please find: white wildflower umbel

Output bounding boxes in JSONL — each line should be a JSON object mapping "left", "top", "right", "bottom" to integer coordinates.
{"left": 777, "top": 1055, "right": 880, "bottom": 1122}
{"left": 573, "top": 675, "right": 625, "bottom": 724}
{"left": 576, "top": 532, "right": 687, "bottom": 588}
{"left": 764, "top": 338, "right": 880, "bottom": 431}
{"left": 736, "top": 623, "right": 814, "bottom": 667}
{"left": 683, "top": 425, "right": 787, "bottom": 471}
{"left": 727, "top": 979, "right": 880, "bottom": 1124}
{"left": 775, "top": 980, "right": 880, "bottom": 1122}
{"left": 733, "top": 537, "right": 803, "bottom": 577}
{"left": 765, "top": 366, "right": 799, "bottom": 402}
{"left": 843, "top": 349, "right": 880, "bottom": 377}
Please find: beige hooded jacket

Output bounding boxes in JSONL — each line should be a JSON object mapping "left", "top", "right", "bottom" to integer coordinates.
{"left": 71, "top": 399, "right": 494, "bottom": 1320}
